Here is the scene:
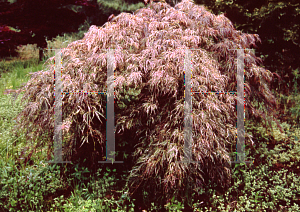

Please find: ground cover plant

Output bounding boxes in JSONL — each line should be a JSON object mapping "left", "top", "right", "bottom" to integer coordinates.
{"left": 0, "top": 0, "right": 299, "bottom": 211}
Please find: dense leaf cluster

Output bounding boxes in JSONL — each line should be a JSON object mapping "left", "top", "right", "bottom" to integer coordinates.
{"left": 13, "top": 0, "right": 281, "bottom": 208}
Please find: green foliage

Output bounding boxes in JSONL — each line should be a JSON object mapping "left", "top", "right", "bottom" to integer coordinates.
{"left": 97, "top": 0, "right": 145, "bottom": 16}
{"left": 252, "top": 123, "right": 300, "bottom": 167}
{"left": 289, "top": 94, "right": 300, "bottom": 126}
{"left": 164, "top": 196, "right": 185, "bottom": 211}
{"left": 0, "top": 161, "right": 68, "bottom": 211}
{"left": 62, "top": 165, "right": 135, "bottom": 211}
{"left": 274, "top": 70, "right": 300, "bottom": 126}
{"left": 200, "top": 165, "right": 300, "bottom": 211}
{"left": 87, "top": 167, "right": 117, "bottom": 199}
{"left": 116, "top": 86, "right": 141, "bottom": 109}
{"left": 190, "top": 132, "right": 300, "bottom": 211}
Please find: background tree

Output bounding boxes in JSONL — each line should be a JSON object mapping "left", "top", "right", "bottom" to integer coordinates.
{"left": 194, "top": 0, "right": 300, "bottom": 96}
{"left": 0, "top": 0, "right": 95, "bottom": 60}
{"left": 0, "top": 0, "right": 145, "bottom": 61}
{"left": 12, "top": 0, "right": 282, "bottom": 209}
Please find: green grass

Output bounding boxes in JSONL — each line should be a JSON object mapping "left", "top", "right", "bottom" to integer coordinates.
{"left": 0, "top": 58, "right": 44, "bottom": 93}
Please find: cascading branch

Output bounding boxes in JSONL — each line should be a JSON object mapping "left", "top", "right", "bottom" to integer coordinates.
{"left": 14, "top": 0, "right": 281, "bottom": 206}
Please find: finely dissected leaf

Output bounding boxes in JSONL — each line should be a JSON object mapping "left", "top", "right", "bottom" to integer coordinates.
{"left": 13, "top": 0, "right": 280, "bottom": 205}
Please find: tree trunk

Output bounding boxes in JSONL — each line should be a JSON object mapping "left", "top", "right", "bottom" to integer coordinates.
{"left": 39, "top": 47, "right": 44, "bottom": 62}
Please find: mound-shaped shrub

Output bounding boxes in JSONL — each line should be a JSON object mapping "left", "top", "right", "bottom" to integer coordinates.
{"left": 13, "top": 0, "right": 281, "bottom": 206}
